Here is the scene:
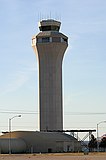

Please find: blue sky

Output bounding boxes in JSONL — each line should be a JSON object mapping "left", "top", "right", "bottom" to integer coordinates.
{"left": 0, "top": 0, "right": 106, "bottom": 138}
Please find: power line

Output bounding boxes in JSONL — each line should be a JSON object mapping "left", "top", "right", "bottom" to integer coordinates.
{"left": 0, "top": 111, "right": 37, "bottom": 114}
{"left": 0, "top": 109, "right": 106, "bottom": 115}
{"left": 64, "top": 112, "right": 106, "bottom": 115}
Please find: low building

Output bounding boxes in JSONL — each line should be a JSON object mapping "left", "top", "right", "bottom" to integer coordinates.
{"left": 0, "top": 131, "right": 81, "bottom": 153}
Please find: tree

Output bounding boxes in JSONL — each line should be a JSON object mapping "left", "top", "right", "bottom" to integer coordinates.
{"left": 99, "top": 136, "right": 106, "bottom": 149}
{"left": 88, "top": 134, "right": 97, "bottom": 151}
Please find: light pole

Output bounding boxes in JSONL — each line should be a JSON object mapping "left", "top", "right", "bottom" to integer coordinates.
{"left": 9, "top": 115, "right": 21, "bottom": 154}
{"left": 97, "top": 121, "right": 106, "bottom": 152}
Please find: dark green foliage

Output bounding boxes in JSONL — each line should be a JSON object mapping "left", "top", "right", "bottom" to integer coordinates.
{"left": 99, "top": 137, "right": 106, "bottom": 148}
{"left": 88, "top": 134, "right": 97, "bottom": 151}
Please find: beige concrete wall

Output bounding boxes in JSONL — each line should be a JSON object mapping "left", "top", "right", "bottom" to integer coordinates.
{"left": 33, "top": 38, "right": 68, "bottom": 131}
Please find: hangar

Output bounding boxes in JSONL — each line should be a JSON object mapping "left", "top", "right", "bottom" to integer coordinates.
{"left": 0, "top": 131, "right": 81, "bottom": 153}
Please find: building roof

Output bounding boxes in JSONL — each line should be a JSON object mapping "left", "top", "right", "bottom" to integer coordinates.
{"left": 39, "top": 19, "right": 61, "bottom": 28}
{"left": 0, "top": 131, "right": 77, "bottom": 142}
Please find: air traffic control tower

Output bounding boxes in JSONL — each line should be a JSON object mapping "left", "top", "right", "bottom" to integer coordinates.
{"left": 32, "top": 19, "right": 68, "bottom": 131}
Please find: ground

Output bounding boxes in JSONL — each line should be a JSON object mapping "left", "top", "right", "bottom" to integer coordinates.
{"left": 0, "top": 153, "right": 106, "bottom": 160}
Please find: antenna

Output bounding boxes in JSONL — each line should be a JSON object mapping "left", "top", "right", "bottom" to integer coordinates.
{"left": 47, "top": 14, "right": 49, "bottom": 20}
{"left": 54, "top": 12, "right": 61, "bottom": 21}
{"left": 50, "top": 11, "right": 51, "bottom": 19}
{"left": 55, "top": 12, "right": 57, "bottom": 21}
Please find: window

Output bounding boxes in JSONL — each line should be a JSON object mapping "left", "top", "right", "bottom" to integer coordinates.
{"left": 42, "top": 37, "right": 50, "bottom": 43}
{"left": 37, "top": 37, "right": 67, "bottom": 43}
{"left": 39, "top": 25, "right": 60, "bottom": 31}
{"left": 52, "top": 37, "right": 61, "bottom": 42}
{"left": 61, "top": 38, "right": 67, "bottom": 43}
{"left": 37, "top": 37, "right": 50, "bottom": 43}
{"left": 63, "top": 38, "right": 67, "bottom": 43}
{"left": 37, "top": 38, "right": 42, "bottom": 43}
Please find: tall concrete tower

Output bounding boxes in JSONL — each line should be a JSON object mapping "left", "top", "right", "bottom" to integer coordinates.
{"left": 32, "top": 19, "right": 68, "bottom": 131}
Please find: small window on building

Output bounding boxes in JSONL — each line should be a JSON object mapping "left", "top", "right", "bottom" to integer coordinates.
{"left": 42, "top": 37, "right": 50, "bottom": 43}
{"left": 37, "top": 38, "right": 42, "bottom": 43}
{"left": 39, "top": 25, "right": 60, "bottom": 31}
{"left": 63, "top": 38, "right": 67, "bottom": 43}
{"left": 51, "top": 26, "right": 59, "bottom": 31}
{"left": 39, "top": 26, "right": 51, "bottom": 31}
{"left": 52, "top": 37, "right": 61, "bottom": 42}
{"left": 61, "top": 38, "right": 67, "bottom": 43}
